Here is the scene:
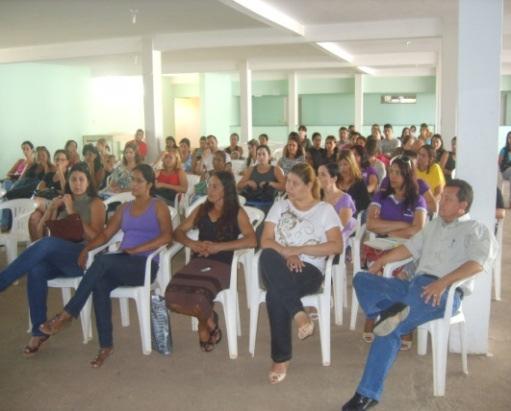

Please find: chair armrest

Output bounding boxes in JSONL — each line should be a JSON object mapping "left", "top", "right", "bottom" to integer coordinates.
{"left": 143, "top": 245, "right": 169, "bottom": 288}
{"left": 441, "top": 273, "right": 481, "bottom": 321}
{"left": 322, "top": 255, "right": 335, "bottom": 296}
{"left": 381, "top": 257, "right": 414, "bottom": 278}
{"left": 86, "top": 231, "right": 124, "bottom": 268}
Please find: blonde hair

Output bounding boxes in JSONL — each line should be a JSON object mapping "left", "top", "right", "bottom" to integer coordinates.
{"left": 162, "top": 147, "right": 182, "bottom": 171}
{"left": 289, "top": 163, "right": 320, "bottom": 200}
{"left": 338, "top": 149, "right": 362, "bottom": 182}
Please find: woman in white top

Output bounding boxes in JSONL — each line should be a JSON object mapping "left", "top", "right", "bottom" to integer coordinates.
{"left": 260, "top": 163, "right": 343, "bottom": 384}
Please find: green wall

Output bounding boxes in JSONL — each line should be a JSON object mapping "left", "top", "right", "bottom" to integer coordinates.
{"left": 0, "top": 63, "right": 90, "bottom": 176}
{"left": 200, "top": 73, "right": 232, "bottom": 145}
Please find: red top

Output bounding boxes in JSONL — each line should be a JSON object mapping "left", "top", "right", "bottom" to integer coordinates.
{"left": 157, "top": 170, "right": 180, "bottom": 186}
{"left": 130, "top": 139, "right": 148, "bottom": 158}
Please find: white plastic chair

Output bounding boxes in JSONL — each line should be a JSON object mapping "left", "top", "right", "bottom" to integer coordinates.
{"left": 102, "top": 191, "right": 135, "bottom": 207}
{"left": 230, "top": 159, "right": 247, "bottom": 176}
{"left": 249, "top": 250, "right": 335, "bottom": 366}
{"left": 176, "top": 173, "right": 200, "bottom": 213}
{"left": 0, "top": 199, "right": 36, "bottom": 264}
{"left": 182, "top": 205, "right": 263, "bottom": 359}
{"left": 382, "top": 258, "right": 477, "bottom": 397}
{"left": 83, "top": 230, "right": 167, "bottom": 355}
{"left": 493, "top": 218, "right": 504, "bottom": 301}
{"left": 349, "top": 217, "right": 367, "bottom": 330}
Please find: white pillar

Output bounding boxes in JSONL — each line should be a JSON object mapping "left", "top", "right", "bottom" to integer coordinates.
{"left": 354, "top": 74, "right": 364, "bottom": 132}
{"left": 239, "top": 61, "right": 252, "bottom": 144}
{"left": 455, "top": 0, "right": 503, "bottom": 354}
{"left": 141, "top": 37, "right": 163, "bottom": 162}
{"left": 440, "top": 15, "right": 458, "bottom": 144}
{"left": 288, "top": 72, "right": 298, "bottom": 132}
{"left": 435, "top": 53, "right": 442, "bottom": 135}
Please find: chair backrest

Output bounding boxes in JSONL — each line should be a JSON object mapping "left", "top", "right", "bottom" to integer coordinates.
{"left": 103, "top": 192, "right": 135, "bottom": 207}
{"left": 0, "top": 199, "right": 36, "bottom": 241}
{"left": 230, "top": 159, "right": 247, "bottom": 176}
{"left": 168, "top": 205, "right": 179, "bottom": 228}
{"left": 272, "top": 147, "right": 283, "bottom": 162}
{"left": 242, "top": 205, "right": 265, "bottom": 230}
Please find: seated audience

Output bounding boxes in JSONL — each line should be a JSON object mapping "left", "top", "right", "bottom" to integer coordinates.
{"left": 179, "top": 138, "right": 193, "bottom": 173}
{"left": 499, "top": 131, "right": 511, "bottom": 183}
{"left": 259, "top": 163, "right": 342, "bottom": 383}
{"left": 237, "top": 145, "right": 285, "bottom": 213}
{"left": 82, "top": 144, "right": 105, "bottom": 190}
{"left": 324, "top": 135, "right": 338, "bottom": 163}
{"left": 416, "top": 145, "right": 445, "bottom": 203}
{"left": 129, "top": 129, "right": 148, "bottom": 160}
{"left": 258, "top": 133, "right": 269, "bottom": 146}
{"left": 351, "top": 145, "right": 379, "bottom": 195}
{"left": 318, "top": 163, "right": 357, "bottom": 243}
{"left": 277, "top": 133, "right": 305, "bottom": 175}
{"left": 201, "top": 135, "right": 230, "bottom": 172}
{"left": 3, "top": 141, "right": 34, "bottom": 191}
{"left": 342, "top": 179, "right": 494, "bottom": 411}
{"left": 440, "top": 136, "right": 456, "bottom": 182}
{"left": 100, "top": 143, "right": 140, "bottom": 197}
{"left": 365, "top": 139, "right": 387, "bottom": 184}
{"left": 166, "top": 171, "right": 256, "bottom": 352}
{"left": 154, "top": 148, "right": 188, "bottom": 204}
{"left": 337, "top": 149, "right": 371, "bottom": 215}
{"left": 95, "top": 138, "right": 110, "bottom": 167}
{"left": 307, "top": 132, "right": 326, "bottom": 171}
{"left": 380, "top": 124, "right": 400, "bottom": 156}
{"left": 225, "top": 133, "right": 243, "bottom": 160}
{"left": 298, "top": 125, "right": 312, "bottom": 150}
{"left": 0, "top": 162, "right": 105, "bottom": 357}
{"left": 39, "top": 164, "right": 171, "bottom": 368}
{"left": 245, "top": 139, "right": 259, "bottom": 169}
{"left": 431, "top": 134, "right": 445, "bottom": 163}
{"left": 65, "top": 139, "right": 81, "bottom": 166}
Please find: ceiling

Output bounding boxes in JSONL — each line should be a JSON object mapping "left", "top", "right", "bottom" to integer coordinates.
{"left": 1, "top": 0, "right": 510, "bottom": 78}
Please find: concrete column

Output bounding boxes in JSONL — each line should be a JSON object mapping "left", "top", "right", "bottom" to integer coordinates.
{"left": 141, "top": 37, "right": 163, "bottom": 162}
{"left": 454, "top": 0, "right": 503, "bottom": 354}
{"left": 288, "top": 72, "right": 298, "bottom": 132}
{"left": 354, "top": 74, "right": 364, "bottom": 132}
{"left": 440, "top": 14, "right": 458, "bottom": 144}
{"left": 435, "top": 52, "right": 442, "bottom": 135}
{"left": 239, "top": 61, "right": 252, "bottom": 144}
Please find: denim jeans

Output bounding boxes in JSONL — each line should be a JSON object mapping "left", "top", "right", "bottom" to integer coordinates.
{"left": 65, "top": 253, "right": 158, "bottom": 348}
{"left": 0, "top": 236, "right": 85, "bottom": 336}
{"left": 260, "top": 248, "right": 323, "bottom": 363}
{"left": 353, "top": 271, "right": 462, "bottom": 401}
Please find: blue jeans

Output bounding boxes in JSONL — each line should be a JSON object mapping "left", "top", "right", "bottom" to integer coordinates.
{"left": 353, "top": 271, "right": 462, "bottom": 401}
{"left": 65, "top": 253, "right": 158, "bottom": 348}
{"left": 0, "top": 237, "right": 85, "bottom": 336}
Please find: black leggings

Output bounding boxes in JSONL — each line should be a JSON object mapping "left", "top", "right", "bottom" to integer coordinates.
{"left": 260, "top": 248, "right": 323, "bottom": 363}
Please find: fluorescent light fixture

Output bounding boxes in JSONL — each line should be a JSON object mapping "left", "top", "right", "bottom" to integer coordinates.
{"left": 316, "top": 42, "right": 353, "bottom": 62}
{"left": 219, "top": 0, "right": 304, "bottom": 36}
{"left": 357, "top": 65, "right": 376, "bottom": 75}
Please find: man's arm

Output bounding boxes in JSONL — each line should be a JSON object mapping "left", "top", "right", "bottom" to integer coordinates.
{"left": 421, "top": 260, "right": 482, "bottom": 307}
{"left": 368, "top": 244, "right": 413, "bottom": 274}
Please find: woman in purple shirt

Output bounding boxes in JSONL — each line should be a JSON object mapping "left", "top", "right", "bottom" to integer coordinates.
{"left": 39, "top": 164, "right": 172, "bottom": 367}
{"left": 364, "top": 156, "right": 427, "bottom": 349}
{"left": 317, "top": 162, "right": 357, "bottom": 243}
{"left": 351, "top": 144, "right": 379, "bottom": 194}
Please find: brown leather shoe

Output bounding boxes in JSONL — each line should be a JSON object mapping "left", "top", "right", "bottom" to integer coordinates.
{"left": 39, "top": 312, "right": 72, "bottom": 336}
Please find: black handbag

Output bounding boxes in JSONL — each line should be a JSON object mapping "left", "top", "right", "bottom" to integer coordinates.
{"left": 33, "top": 188, "right": 60, "bottom": 200}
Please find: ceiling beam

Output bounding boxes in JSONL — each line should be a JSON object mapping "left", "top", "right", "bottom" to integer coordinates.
{"left": 218, "top": 0, "right": 305, "bottom": 36}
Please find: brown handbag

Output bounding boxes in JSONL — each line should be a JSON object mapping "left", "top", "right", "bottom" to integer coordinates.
{"left": 46, "top": 213, "right": 84, "bottom": 242}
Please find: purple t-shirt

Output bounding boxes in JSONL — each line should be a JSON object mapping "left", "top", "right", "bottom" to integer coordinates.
{"left": 362, "top": 166, "right": 378, "bottom": 185}
{"left": 334, "top": 193, "right": 357, "bottom": 241}
{"left": 379, "top": 176, "right": 430, "bottom": 196}
{"left": 371, "top": 191, "right": 427, "bottom": 224}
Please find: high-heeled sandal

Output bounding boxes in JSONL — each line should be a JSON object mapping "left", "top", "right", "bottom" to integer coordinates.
{"left": 23, "top": 335, "right": 50, "bottom": 357}
{"left": 295, "top": 312, "right": 314, "bottom": 340}
{"left": 362, "top": 332, "right": 374, "bottom": 343}
{"left": 90, "top": 348, "right": 113, "bottom": 368}
{"left": 39, "top": 312, "right": 72, "bottom": 336}
{"left": 268, "top": 362, "right": 289, "bottom": 384}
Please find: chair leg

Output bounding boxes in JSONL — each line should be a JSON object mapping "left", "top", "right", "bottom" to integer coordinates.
{"left": 5, "top": 238, "right": 17, "bottom": 265}
{"left": 236, "top": 292, "right": 242, "bottom": 337}
{"left": 61, "top": 288, "right": 72, "bottom": 305}
{"left": 318, "top": 298, "right": 331, "bottom": 366}
{"left": 417, "top": 326, "right": 428, "bottom": 355}
{"left": 249, "top": 301, "right": 261, "bottom": 357}
{"left": 459, "top": 322, "right": 468, "bottom": 374}
{"left": 191, "top": 316, "right": 199, "bottom": 331}
{"left": 431, "top": 323, "right": 449, "bottom": 397}
{"left": 223, "top": 291, "right": 238, "bottom": 359}
{"left": 135, "top": 293, "right": 152, "bottom": 355}
{"left": 349, "top": 287, "right": 359, "bottom": 330}
{"left": 119, "top": 298, "right": 130, "bottom": 327}
{"left": 333, "top": 265, "right": 344, "bottom": 326}
{"left": 79, "top": 296, "right": 93, "bottom": 343}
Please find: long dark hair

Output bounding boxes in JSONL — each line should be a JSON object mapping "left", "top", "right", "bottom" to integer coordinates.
{"left": 82, "top": 144, "right": 103, "bottom": 172}
{"left": 65, "top": 162, "right": 98, "bottom": 197}
{"left": 419, "top": 144, "right": 436, "bottom": 173}
{"left": 194, "top": 171, "right": 240, "bottom": 240}
{"left": 283, "top": 133, "right": 304, "bottom": 159}
{"left": 351, "top": 144, "right": 370, "bottom": 169}
{"left": 133, "top": 163, "right": 156, "bottom": 196}
{"left": 384, "top": 156, "right": 419, "bottom": 210}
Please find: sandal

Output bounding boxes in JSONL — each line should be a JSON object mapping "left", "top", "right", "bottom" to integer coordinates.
{"left": 400, "top": 340, "right": 413, "bottom": 351}
{"left": 199, "top": 338, "right": 215, "bottom": 353}
{"left": 90, "top": 348, "right": 113, "bottom": 368}
{"left": 268, "top": 362, "right": 289, "bottom": 385}
{"left": 362, "top": 332, "right": 374, "bottom": 344}
{"left": 295, "top": 311, "right": 314, "bottom": 340}
{"left": 208, "top": 311, "right": 222, "bottom": 345}
{"left": 39, "top": 312, "right": 72, "bottom": 336}
{"left": 23, "top": 335, "right": 50, "bottom": 357}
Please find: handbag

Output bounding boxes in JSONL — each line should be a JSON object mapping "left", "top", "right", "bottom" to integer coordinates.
{"left": 150, "top": 293, "right": 173, "bottom": 355}
{"left": 33, "top": 188, "right": 60, "bottom": 200}
{"left": 46, "top": 213, "right": 84, "bottom": 242}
